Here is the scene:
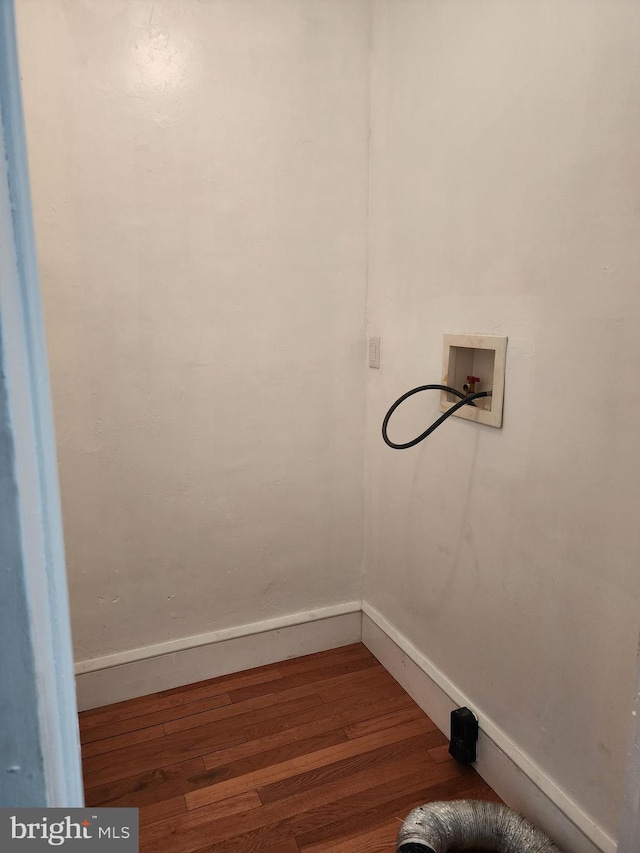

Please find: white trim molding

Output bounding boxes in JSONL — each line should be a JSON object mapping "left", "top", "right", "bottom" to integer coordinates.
{"left": 75, "top": 594, "right": 617, "bottom": 853}
{"left": 75, "top": 601, "right": 362, "bottom": 675}
{"left": 362, "top": 602, "right": 614, "bottom": 853}
{"left": 75, "top": 603, "right": 362, "bottom": 711}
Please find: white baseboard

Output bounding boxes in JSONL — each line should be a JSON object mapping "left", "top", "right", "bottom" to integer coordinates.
{"left": 75, "top": 603, "right": 362, "bottom": 711}
{"left": 74, "top": 596, "right": 617, "bottom": 853}
{"left": 362, "top": 603, "right": 614, "bottom": 853}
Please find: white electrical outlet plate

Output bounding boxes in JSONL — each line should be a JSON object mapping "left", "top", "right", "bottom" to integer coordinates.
{"left": 368, "top": 336, "right": 381, "bottom": 369}
{"left": 440, "top": 333, "right": 507, "bottom": 428}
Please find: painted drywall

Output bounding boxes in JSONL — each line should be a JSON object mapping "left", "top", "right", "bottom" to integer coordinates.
{"left": 16, "top": 0, "right": 640, "bottom": 840}
{"left": 365, "top": 0, "right": 640, "bottom": 840}
{"left": 15, "top": 0, "right": 370, "bottom": 662}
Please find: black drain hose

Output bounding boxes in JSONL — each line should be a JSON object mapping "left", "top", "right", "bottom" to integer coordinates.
{"left": 382, "top": 384, "right": 491, "bottom": 450}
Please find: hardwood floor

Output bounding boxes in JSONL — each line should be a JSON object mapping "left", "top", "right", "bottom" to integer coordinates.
{"left": 80, "top": 643, "right": 501, "bottom": 852}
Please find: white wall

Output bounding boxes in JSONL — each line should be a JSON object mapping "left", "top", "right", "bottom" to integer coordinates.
{"left": 16, "top": 0, "right": 370, "bottom": 663}
{"left": 365, "top": 0, "right": 640, "bottom": 840}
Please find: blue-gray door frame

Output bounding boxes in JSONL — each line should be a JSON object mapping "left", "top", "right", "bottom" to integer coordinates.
{"left": 0, "top": 1, "right": 83, "bottom": 807}
{"left": 619, "top": 653, "right": 640, "bottom": 852}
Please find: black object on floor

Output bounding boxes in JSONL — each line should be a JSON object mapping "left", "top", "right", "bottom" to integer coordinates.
{"left": 449, "top": 706, "right": 478, "bottom": 765}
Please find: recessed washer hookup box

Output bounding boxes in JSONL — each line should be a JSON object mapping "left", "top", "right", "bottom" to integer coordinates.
{"left": 0, "top": 809, "right": 138, "bottom": 852}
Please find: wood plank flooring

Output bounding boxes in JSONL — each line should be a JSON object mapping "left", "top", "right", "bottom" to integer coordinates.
{"left": 80, "top": 643, "right": 501, "bottom": 852}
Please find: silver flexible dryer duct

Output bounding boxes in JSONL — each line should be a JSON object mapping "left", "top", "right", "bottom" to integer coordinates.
{"left": 397, "top": 799, "right": 562, "bottom": 853}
